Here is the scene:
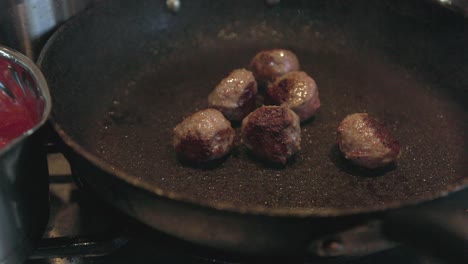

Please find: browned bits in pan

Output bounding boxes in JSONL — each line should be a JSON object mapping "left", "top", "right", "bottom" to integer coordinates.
{"left": 173, "top": 109, "right": 235, "bottom": 162}
{"left": 241, "top": 105, "right": 301, "bottom": 165}
{"left": 337, "top": 113, "right": 400, "bottom": 169}
{"left": 267, "top": 71, "right": 320, "bottom": 122}
{"left": 250, "top": 49, "right": 300, "bottom": 85}
{"left": 208, "top": 68, "right": 258, "bottom": 121}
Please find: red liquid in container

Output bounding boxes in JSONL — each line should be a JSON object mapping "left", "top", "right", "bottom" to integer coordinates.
{"left": 0, "top": 60, "right": 42, "bottom": 149}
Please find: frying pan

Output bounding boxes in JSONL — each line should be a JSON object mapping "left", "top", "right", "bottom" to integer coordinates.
{"left": 38, "top": 0, "right": 468, "bottom": 261}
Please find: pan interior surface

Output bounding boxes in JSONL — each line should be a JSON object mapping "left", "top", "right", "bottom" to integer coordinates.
{"left": 41, "top": 0, "right": 468, "bottom": 212}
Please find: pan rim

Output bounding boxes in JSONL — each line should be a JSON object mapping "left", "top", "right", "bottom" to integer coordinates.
{"left": 37, "top": 1, "right": 468, "bottom": 218}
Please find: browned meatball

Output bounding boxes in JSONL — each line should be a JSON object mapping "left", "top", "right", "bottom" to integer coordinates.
{"left": 267, "top": 71, "right": 320, "bottom": 122}
{"left": 241, "top": 105, "right": 301, "bottom": 164}
{"left": 250, "top": 49, "right": 300, "bottom": 85}
{"left": 208, "top": 69, "right": 258, "bottom": 121}
{"left": 173, "top": 109, "right": 235, "bottom": 162}
{"left": 337, "top": 113, "right": 400, "bottom": 169}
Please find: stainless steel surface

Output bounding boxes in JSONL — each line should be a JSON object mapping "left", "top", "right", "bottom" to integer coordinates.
{"left": 0, "top": 0, "right": 96, "bottom": 59}
{"left": 0, "top": 45, "right": 52, "bottom": 264}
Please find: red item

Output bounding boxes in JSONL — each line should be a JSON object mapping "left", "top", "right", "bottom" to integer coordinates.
{"left": 0, "top": 60, "right": 41, "bottom": 149}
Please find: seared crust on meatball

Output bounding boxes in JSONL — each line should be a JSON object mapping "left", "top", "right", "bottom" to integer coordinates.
{"left": 337, "top": 113, "right": 400, "bottom": 169}
{"left": 174, "top": 109, "right": 235, "bottom": 162}
{"left": 250, "top": 49, "right": 300, "bottom": 85}
{"left": 241, "top": 106, "right": 301, "bottom": 164}
{"left": 267, "top": 71, "right": 320, "bottom": 121}
{"left": 208, "top": 69, "right": 258, "bottom": 121}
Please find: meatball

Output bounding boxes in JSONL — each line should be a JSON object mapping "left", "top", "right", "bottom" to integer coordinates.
{"left": 173, "top": 109, "right": 235, "bottom": 162}
{"left": 337, "top": 113, "right": 400, "bottom": 169}
{"left": 241, "top": 105, "right": 301, "bottom": 164}
{"left": 208, "top": 69, "right": 258, "bottom": 121}
{"left": 250, "top": 49, "right": 300, "bottom": 85}
{"left": 267, "top": 71, "right": 320, "bottom": 122}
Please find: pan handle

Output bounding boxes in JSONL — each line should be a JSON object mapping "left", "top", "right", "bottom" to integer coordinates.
{"left": 382, "top": 194, "right": 468, "bottom": 264}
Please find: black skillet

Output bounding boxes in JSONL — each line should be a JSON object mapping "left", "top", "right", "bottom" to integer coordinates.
{"left": 38, "top": 0, "right": 468, "bottom": 262}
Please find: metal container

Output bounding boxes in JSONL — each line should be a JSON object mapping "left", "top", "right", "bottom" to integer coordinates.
{"left": 0, "top": 46, "right": 51, "bottom": 264}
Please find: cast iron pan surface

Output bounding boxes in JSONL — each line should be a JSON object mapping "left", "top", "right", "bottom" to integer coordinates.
{"left": 39, "top": 0, "right": 468, "bottom": 215}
